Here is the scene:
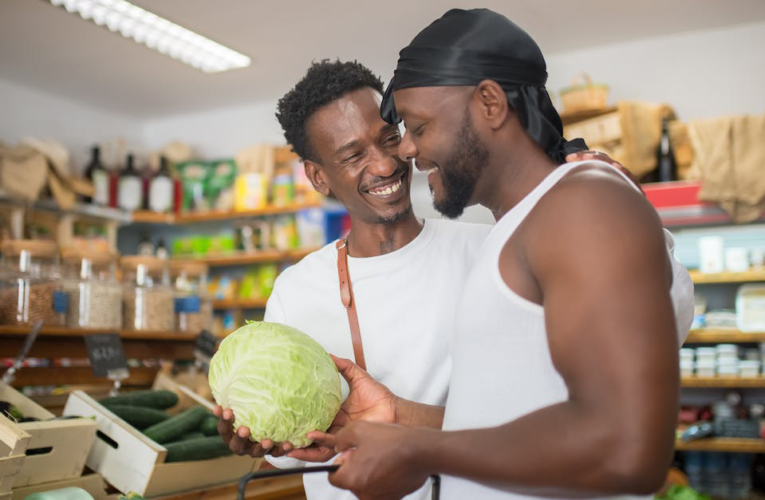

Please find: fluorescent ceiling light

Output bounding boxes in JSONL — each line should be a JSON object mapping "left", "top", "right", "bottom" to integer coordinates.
{"left": 48, "top": 0, "right": 251, "bottom": 73}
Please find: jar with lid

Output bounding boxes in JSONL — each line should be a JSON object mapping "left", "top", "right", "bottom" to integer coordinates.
{"left": 121, "top": 255, "right": 174, "bottom": 331}
{"left": 0, "top": 240, "right": 65, "bottom": 326}
{"left": 170, "top": 261, "right": 212, "bottom": 334}
{"left": 62, "top": 248, "right": 122, "bottom": 329}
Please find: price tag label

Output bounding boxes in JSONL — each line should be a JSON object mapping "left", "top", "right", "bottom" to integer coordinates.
{"left": 84, "top": 333, "right": 129, "bottom": 378}
{"left": 194, "top": 329, "right": 218, "bottom": 367}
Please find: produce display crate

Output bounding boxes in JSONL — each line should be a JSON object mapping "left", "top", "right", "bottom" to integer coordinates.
{"left": 11, "top": 473, "right": 109, "bottom": 500}
{"left": 0, "top": 414, "right": 29, "bottom": 498}
{"left": 63, "top": 384, "right": 260, "bottom": 498}
{"left": 0, "top": 382, "right": 96, "bottom": 488}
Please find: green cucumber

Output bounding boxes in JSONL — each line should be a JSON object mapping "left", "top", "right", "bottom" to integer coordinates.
{"left": 164, "top": 436, "right": 232, "bottom": 463}
{"left": 200, "top": 415, "right": 219, "bottom": 436}
{"left": 143, "top": 406, "right": 207, "bottom": 444}
{"left": 100, "top": 390, "right": 178, "bottom": 410}
{"left": 180, "top": 431, "right": 205, "bottom": 441}
{"left": 107, "top": 405, "right": 171, "bottom": 430}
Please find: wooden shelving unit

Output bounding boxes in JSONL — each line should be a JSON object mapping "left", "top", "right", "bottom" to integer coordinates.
{"left": 0, "top": 326, "right": 197, "bottom": 388}
{"left": 685, "top": 329, "right": 765, "bottom": 343}
{"left": 156, "top": 473, "right": 305, "bottom": 500}
{"left": 675, "top": 438, "right": 765, "bottom": 453}
{"left": 212, "top": 298, "right": 269, "bottom": 310}
{"left": 174, "top": 247, "right": 317, "bottom": 267}
{"left": 682, "top": 377, "right": 765, "bottom": 388}
{"left": 689, "top": 269, "right": 765, "bottom": 284}
{"left": 132, "top": 202, "right": 322, "bottom": 225}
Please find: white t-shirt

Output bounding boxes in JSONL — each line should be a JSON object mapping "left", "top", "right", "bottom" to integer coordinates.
{"left": 265, "top": 218, "right": 492, "bottom": 500}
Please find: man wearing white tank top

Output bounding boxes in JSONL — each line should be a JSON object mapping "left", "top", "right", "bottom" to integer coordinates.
{"left": 312, "top": 9, "right": 693, "bottom": 500}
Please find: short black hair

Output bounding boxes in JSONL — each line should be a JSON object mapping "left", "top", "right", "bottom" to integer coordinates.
{"left": 276, "top": 59, "right": 384, "bottom": 163}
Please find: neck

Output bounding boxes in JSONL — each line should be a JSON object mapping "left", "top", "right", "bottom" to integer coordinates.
{"left": 476, "top": 132, "right": 558, "bottom": 221}
{"left": 346, "top": 210, "right": 423, "bottom": 257}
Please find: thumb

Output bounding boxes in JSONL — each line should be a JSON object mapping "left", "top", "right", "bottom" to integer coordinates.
{"left": 331, "top": 354, "right": 369, "bottom": 384}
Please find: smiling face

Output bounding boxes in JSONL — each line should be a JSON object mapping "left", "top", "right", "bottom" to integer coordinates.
{"left": 304, "top": 87, "right": 412, "bottom": 225}
{"left": 394, "top": 86, "right": 490, "bottom": 219}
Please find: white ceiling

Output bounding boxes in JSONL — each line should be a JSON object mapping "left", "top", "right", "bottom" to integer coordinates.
{"left": 2, "top": 0, "right": 765, "bottom": 120}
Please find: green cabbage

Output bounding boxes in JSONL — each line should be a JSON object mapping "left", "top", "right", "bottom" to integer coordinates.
{"left": 208, "top": 321, "right": 342, "bottom": 448}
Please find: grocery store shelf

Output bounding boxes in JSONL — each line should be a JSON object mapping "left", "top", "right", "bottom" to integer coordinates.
{"left": 212, "top": 298, "right": 269, "bottom": 310}
{"left": 131, "top": 202, "right": 322, "bottom": 225}
{"left": 175, "top": 247, "right": 317, "bottom": 267}
{"left": 0, "top": 187, "right": 132, "bottom": 222}
{"left": 689, "top": 270, "right": 765, "bottom": 284}
{"left": 681, "top": 377, "right": 765, "bottom": 388}
{"left": 156, "top": 472, "right": 304, "bottom": 500}
{"left": 0, "top": 325, "right": 197, "bottom": 341}
{"left": 0, "top": 366, "right": 159, "bottom": 388}
{"left": 685, "top": 329, "right": 765, "bottom": 343}
{"left": 675, "top": 438, "right": 765, "bottom": 453}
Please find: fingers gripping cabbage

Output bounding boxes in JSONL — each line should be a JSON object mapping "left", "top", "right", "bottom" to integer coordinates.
{"left": 209, "top": 321, "right": 342, "bottom": 448}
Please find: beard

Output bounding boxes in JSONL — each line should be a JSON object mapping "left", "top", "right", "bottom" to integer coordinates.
{"left": 433, "top": 111, "right": 489, "bottom": 219}
{"left": 367, "top": 202, "right": 413, "bottom": 225}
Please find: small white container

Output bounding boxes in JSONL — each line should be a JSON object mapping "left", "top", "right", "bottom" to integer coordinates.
{"left": 725, "top": 247, "right": 750, "bottom": 272}
{"left": 680, "top": 360, "right": 694, "bottom": 377}
{"left": 698, "top": 236, "right": 725, "bottom": 273}
{"left": 737, "top": 285, "right": 765, "bottom": 333}
{"left": 717, "top": 344, "right": 739, "bottom": 356}
{"left": 739, "top": 360, "right": 761, "bottom": 378}
{"left": 696, "top": 347, "right": 717, "bottom": 362}
{"left": 680, "top": 348, "right": 695, "bottom": 361}
{"left": 696, "top": 360, "right": 716, "bottom": 377}
{"left": 718, "top": 364, "right": 740, "bottom": 378}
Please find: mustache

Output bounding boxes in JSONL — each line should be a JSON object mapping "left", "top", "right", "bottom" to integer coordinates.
{"left": 360, "top": 164, "right": 408, "bottom": 192}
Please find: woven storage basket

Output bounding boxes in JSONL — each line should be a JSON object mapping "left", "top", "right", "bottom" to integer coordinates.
{"left": 560, "top": 74, "right": 609, "bottom": 114}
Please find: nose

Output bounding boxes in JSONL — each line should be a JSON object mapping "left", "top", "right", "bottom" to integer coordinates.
{"left": 366, "top": 145, "right": 399, "bottom": 178}
{"left": 398, "top": 130, "right": 418, "bottom": 163}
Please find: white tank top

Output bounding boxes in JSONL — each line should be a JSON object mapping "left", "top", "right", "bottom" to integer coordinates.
{"left": 440, "top": 160, "right": 656, "bottom": 500}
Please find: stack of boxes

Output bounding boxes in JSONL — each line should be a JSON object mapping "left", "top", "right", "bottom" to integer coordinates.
{"left": 680, "top": 344, "right": 763, "bottom": 377}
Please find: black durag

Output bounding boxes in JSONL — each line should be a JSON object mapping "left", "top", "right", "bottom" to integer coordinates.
{"left": 381, "top": 8, "right": 587, "bottom": 164}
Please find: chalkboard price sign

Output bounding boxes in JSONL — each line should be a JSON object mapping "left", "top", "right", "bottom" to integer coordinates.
{"left": 84, "top": 333, "right": 129, "bottom": 378}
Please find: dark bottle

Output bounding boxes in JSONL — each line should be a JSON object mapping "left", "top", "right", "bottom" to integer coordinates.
{"left": 136, "top": 233, "right": 154, "bottom": 256}
{"left": 84, "top": 146, "right": 109, "bottom": 205}
{"left": 149, "top": 156, "right": 174, "bottom": 214}
{"left": 118, "top": 154, "right": 143, "bottom": 211}
{"left": 657, "top": 117, "right": 677, "bottom": 182}
{"left": 156, "top": 238, "right": 169, "bottom": 260}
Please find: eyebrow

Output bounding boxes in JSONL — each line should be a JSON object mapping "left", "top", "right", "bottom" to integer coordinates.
{"left": 335, "top": 140, "right": 360, "bottom": 156}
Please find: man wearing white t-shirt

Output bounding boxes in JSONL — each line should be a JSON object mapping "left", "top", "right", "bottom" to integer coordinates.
{"left": 214, "top": 59, "right": 693, "bottom": 500}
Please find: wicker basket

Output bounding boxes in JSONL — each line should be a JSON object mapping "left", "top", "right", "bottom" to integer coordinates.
{"left": 560, "top": 74, "right": 609, "bottom": 114}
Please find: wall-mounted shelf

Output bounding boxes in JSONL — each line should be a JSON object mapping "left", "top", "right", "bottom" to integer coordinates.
{"left": 174, "top": 247, "right": 317, "bottom": 267}
{"left": 689, "top": 270, "right": 765, "bottom": 284}
{"left": 675, "top": 438, "right": 765, "bottom": 453}
{"left": 212, "top": 298, "right": 269, "bottom": 310}
{"left": 682, "top": 377, "right": 765, "bottom": 388}
{"left": 131, "top": 202, "right": 322, "bottom": 225}
{"left": 685, "top": 329, "right": 765, "bottom": 343}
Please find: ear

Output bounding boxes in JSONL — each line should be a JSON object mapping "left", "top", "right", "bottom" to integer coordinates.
{"left": 473, "top": 80, "right": 509, "bottom": 130}
{"left": 304, "top": 160, "right": 331, "bottom": 197}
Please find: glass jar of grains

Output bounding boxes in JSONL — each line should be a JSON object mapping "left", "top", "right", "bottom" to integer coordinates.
{"left": 0, "top": 240, "right": 66, "bottom": 326}
{"left": 62, "top": 248, "right": 123, "bottom": 329}
{"left": 121, "top": 255, "right": 174, "bottom": 331}
{"left": 170, "top": 261, "right": 213, "bottom": 334}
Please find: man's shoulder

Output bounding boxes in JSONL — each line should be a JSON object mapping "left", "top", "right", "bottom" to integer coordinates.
{"left": 274, "top": 241, "right": 337, "bottom": 287}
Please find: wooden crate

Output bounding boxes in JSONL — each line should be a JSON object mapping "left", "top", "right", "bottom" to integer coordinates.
{"left": 0, "top": 382, "right": 96, "bottom": 487}
{"left": 0, "top": 416, "right": 29, "bottom": 497}
{"left": 11, "top": 473, "right": 109, "bottom": 500}
{"left": 63, "top": 390, "right": 260, "bottom": 498}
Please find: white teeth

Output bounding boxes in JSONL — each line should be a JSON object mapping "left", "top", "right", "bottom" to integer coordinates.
{"left": 368, "top": 179, "right": 402, "bottom": 196}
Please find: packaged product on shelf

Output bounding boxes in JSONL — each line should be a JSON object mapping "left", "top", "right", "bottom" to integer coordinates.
{"left": 171, "top": 261, "right": 213, "bottom": 334}
{"left": 177, "top": 161, "right": 210, "bottom": 213}
{"left": 237, "top": 268, "right": 261, "bottom": 300}
{"left": 208, "top": 232, "right": 236, "bottom": 255}
{"left": 62, "top": 248, "right": 122, "bottom": 329}
{"left": 234, "top": 172, "right": 268, "bottom": 211}
{"left": 259, "top": 264, "right": 277, "bottom": 298}
{"left": 0, "top": 239, "right": 66, "bottom": 326}
{"left": 208, "top": 275, "right": 238, "bottom": 300}
{"left": 207, "top": 159, "right": 237, "bottom": 211}
{"left": 292, "top": 158, "right": 322, "bottom": 205}
{"left": 736, "top": 285, "right": 765, "bottom": 332}
{"left": 121, "top": 255, "right": 174, "bottom": 331}
{"left": 171, "top": 237, "right": 194, "bottom": 257}
{"left": 271, "top": 214, "right": 299, "bottom": 250}
{"left": 296, "top": 208, "right": 327, "bottom": 249}
{"left": 271, "top": 169, "right": 295, "bottom": 207}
